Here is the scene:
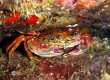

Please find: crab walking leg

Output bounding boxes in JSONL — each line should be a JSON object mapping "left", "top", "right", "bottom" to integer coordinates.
{"left": 18, "top": 31, "right": 40, "bottom": 36}
{"left": 8, "top": 36, "right": 24, "bottom": 60}
{"left": 6, "top": 36, "right": 23, "bottom": 53}
{"left": 24, "top": 36, "right": 40, "bottom": 61}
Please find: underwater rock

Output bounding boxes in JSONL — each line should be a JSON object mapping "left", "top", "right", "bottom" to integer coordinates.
{"left": 0, "top": 0, "right": 110, "bottom": 80}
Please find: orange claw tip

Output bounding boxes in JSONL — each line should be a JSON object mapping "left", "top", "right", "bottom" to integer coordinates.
{"left": 22, "top": 15, "right": 39, "bottom": 25}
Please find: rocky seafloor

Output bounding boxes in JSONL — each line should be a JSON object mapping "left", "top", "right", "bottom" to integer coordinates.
{"left": 0, "top": 36, "right": 110, "bottom": 80}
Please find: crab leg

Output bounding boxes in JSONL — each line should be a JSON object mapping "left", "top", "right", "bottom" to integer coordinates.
{"left": 7, "top": 35, "right": 24, "bottom": 61}
{"left": 17, "top": 31, "right": 40, "bottom": 36}
{"left": 24, "top": 37, "right": 33, "bottom": 58}
{"left": 6, "top": 36, "right": 24, "bottom": 53}
{"left": 24, "top": 36, "right": 40, "bottom": 61}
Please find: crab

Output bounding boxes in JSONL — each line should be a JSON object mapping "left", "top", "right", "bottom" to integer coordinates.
{"left": 6, "top": 28, "right": 92, "bottom": 61}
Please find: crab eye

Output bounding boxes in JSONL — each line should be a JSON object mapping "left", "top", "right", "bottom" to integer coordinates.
{"left": 50, "top": 36, "right": 55, "bottom": 40}
{"left": 49, "top": 35, "right": 59, "bottom": 41}
{"left": 48, "top": 35, "right": 56, "bottom": 41}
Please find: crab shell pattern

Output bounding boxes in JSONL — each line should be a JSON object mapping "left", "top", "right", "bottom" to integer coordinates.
{"left": 27, "top": 28, "right": 92, "bottom": 57}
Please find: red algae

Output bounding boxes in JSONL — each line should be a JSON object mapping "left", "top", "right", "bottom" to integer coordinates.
{"left": 22, "top": 15, "right": 39, "bottom": 25}
{"left": 3, "top": 12, "right": 20, "bottom": 24}
{"left": 37, "top": 61, "right": 76, "bottom": 79}
{"left": 38, "top": 61, "right": 52, "bottom": 73}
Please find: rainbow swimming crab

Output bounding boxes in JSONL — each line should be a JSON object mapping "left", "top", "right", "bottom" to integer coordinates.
{"left": 6, "top": 28, "right": 92, "bottom": 60}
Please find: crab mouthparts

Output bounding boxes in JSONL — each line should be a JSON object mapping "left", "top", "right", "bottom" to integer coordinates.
{"left": 53, "top": 43, "right": 82, "bottom": 55}
{"left": 65, "top": 44, "right": 83, "bottom": 55}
